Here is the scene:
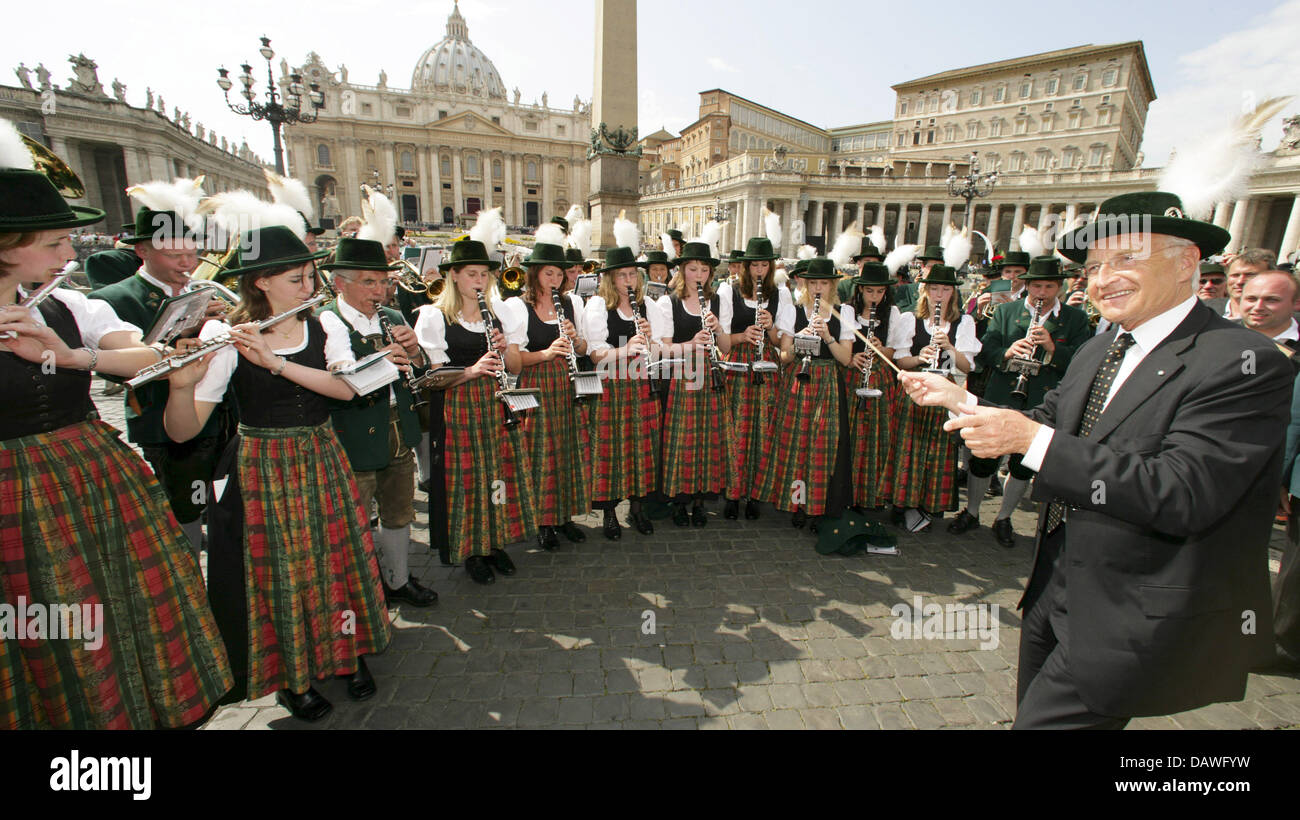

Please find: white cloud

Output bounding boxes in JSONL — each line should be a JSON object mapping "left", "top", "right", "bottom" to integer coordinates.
{"left": 1140, "top": 0, "right": 1300, "bottom": 166}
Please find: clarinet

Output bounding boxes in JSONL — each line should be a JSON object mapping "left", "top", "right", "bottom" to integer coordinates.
{"left": 476, "top": 289, "right": 520, "bottom": 428}
{"left": 551, "top": 289, "right": 583, "bottom": 400}
{"left": 795, "top": 293, "right": 822, "bottom": 383}
{"left": 921, "top": 300, "right": 950, "bottom": 376}
{"left": 3, "top": 263, "right": 77, "bottom": 339}
{"left": 752, "top": 279, "right": 768, "bottom": 385}
{"left": 695, "top": 282, "right": 726, "bottom": 392}
{"left": 1010, "top": 297, "right": 1046, "bottom": 403}
{"left": 378, "top": 311, "right": 426, "bottom": 408}
{"left": 856, "top": 306, "right": 881, "bottom": 405}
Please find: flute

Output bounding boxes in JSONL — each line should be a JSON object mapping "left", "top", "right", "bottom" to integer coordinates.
{"left": 3, "top": 262, "right": 77, "bottom": 339}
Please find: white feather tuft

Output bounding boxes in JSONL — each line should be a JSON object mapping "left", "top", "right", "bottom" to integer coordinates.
{"left": 698, "top": 220, "right": 723, "bottom": 259}
{"left": 1158, "top": 96, "right": 1294, "bottom": 219}
{"left": 126, "top": 176, "right": 208, "bottom": 232}
{"left": 869, "top": 224, "right": 885, "bottom": 253}
{"left": 534, "top": 223, "right": 566, "bottom": 246}
{"left": 944, "top": 227, "right": 972, "bottom": 269}
{"left": 1018, "top": 226, "right": 1045, "bottom": 258}
{"left": 468, "top": 207, "right": 506, "bottom": 248}
{"left": 884, "top": 244, "right": 919, "bottom": 276}
{"left": 797, "top": 244, "right": 817, "bottom": 260}
{"left": 262, "top": 169, "right": 315, "bottom": 220}
{"left": 198, "top": 190, "right": 305, "bottom": 239}
{"left": 764, "top": 208, "right": 782, "bottom": 249}
{"left": 357, "top": 186, "right": 399, "bottom": 244}
{"left": 660, "top": 232, "right": 676, "bottom": 260}
{"left": 568, "top": 219, "right": 593, "bottom": 259}
{"left": 0, "top": 119, "right": 35, "bottom": 171}
{"left": 830, "top": 227, "right": 863, "bottom": 269}
{"left": 940, "top": 222, "right": 956, "bottom": 250}
{"left": 614, "top": 209, "right": 640, "bottom": 250}
{"left": 563, "top": 204, "right": 583, "bottom": 227}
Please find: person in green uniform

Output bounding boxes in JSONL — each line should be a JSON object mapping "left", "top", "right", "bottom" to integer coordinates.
{"left": 318, "top": 237, "right": 437, "bottom": 607}
{"left": 837, "top": 237, "right": 885, "bottom": 304}
{"left": 83, "top": 226, "right": 143, "bottom": 289}
{"left": 947, "top": 255, "right": 1092, "bottom": 547}
{"left": 894, "top": 244, "right": 942, "bottom": 314}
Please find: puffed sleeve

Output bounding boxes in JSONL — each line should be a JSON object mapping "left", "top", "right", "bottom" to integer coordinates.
{"left": 193, "top": 320, "right": 238, "bottom": 404}
{"left": 492, "top": 295, "right": 528, "bottom": 347}
{"left": 415, "top": 305, "right": 449, "bottom": 365}
{"left": 717, "top": 281, "right": 735, "bottom": 334}
{"left": 320, "top": 314, "right": 357, "bottom": 370}
{"left": 891, "top": 307, "right": 915, "bottom": 360}
{"left": 584, "top": 295, "right": 611, "bottom": 353}
{"left": 656, "top": 295, "right": 675, "bottom": 341}
{"left": 49, "top": 289, "right": 141, "bottom": 349}
{"left": 838, "top": 304, "right": 857, "bottom": 342}
{"left": 503, "top": 296, "right": 530, "bottom": 351}
{"left": 955, "top": 314, "right": 982, "bottom": 358}
{"left": 567, "top": 292, "right": 587, "bottom": 342}
{"left": 775, "top": 287, "right": 796, "bottom": 338}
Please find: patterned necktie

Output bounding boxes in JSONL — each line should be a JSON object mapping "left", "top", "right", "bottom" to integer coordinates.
{"left": 1044, "top": 332, "right": 1136, "bottom": 535}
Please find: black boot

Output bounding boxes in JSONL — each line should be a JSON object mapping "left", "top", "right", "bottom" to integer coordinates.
{"left": 602, "top": 508, "right": 622, "bottom": 540}
{"left": 672, "top": 503, "right": 690, "bottom": 527}
{"left": 724, "top": 498, "right": 740, "bottom": 519}
{"left": 744, "top": 498, "right": 760, "bottom": 519}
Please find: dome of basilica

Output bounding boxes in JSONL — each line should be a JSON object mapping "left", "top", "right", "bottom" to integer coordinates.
{"left": 411, "top": 1, "right": 507, "bottom": 99}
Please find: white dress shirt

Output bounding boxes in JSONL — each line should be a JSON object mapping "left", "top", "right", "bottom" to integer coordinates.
{"left": 15, "top": 287, "right": 141, "bottom": 349}
{"left": 136, "top": 269, "right": 186, "bottom": 298}
{"left": 320, "top": 297, "right": 397, "bottom": 404}
{"left": 716, "top": 281, "right": 795, "bottom": 338}
{"left": 413, "top": 296, "right": 526, "bottom": 366}
{"left": 583, "top": 295, "right": 668, "bottom": 354}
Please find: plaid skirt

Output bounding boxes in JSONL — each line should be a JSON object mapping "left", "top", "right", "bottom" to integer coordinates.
{"left": 444, "top": 378, "right": 539, "bottom": 562}
{"left": 752, "top": 361, "right": 843, "bottom": 515}
{"left": 725, "top": 342, "right": 777, "bottom": 497}
{"left": 661, "top": 367, "right": 739, "bottom": 498}
{"left": 0, "top": 420, "right": 232, "bottom": 729}
{"left": 519, "top": 357, "right": 593, "bottom": 525}
{"left": 592, "top": 373, "right": 661, "bottom": 501}
{"left": 238, "top": 422, "right": 391, "bottom": 700}
{"left": 844, "top": 363, "right": 900, "bottom": 508}
{"left": 890, "top": 398, "right": 959, "bottom": 512}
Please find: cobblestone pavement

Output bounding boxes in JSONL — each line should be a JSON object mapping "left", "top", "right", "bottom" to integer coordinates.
{"left": 90, "top": 379, "right": 1300, "bottom": 730}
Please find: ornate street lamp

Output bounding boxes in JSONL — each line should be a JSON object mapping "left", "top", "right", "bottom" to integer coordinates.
{"left": 360, "top": 168, "right": 394, "bottom": 198}
{"left": 216, "top": 35, "right": 324, "bottom": 174}
{"left": 946, "top": 151, "right": 998, "bottom": 231}
{"left": 706, "top": 196, "right": 732, "bottom": 223}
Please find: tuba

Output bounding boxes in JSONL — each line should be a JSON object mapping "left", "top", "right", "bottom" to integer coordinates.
{"left": 22, "top": 135, "right": 84, "bottom": 198}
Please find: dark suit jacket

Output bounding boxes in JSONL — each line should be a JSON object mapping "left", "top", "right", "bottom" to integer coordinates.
{"left": 1006, "top": 303, "right": 1290, "bottom": 717}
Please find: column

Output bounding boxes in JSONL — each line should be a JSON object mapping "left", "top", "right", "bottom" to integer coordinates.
{"left": 120, "top": 145, "right": 145, "bottom": 187}
{"left": 1064, "top": 203, "right": 1077, "bottom": 230}
{"left": 416, "top": 147, "right": 432, "bottom": 224}
{"left": 747, "top": 194, "right": 763, "bottom": 245}
{"left": 1213, "top": 200, "right": 1232, "bottom": 229}
{"left": 939, "top": 203, "right": 953, "bottom": 243}
{"left": 1226, "top": 197, "right": 1250, "bottom": 253}
{"left": 1037, "top": 203, "right": 1053, "bottom": 234}
{"left": 383, "top": 143, "right": 396, "bottom": 204}
{"left": 917, "top": 203, "right": 931, "bottom": 247}
{"left": 482, "top": 154, "right": 494, "bottom": 211}
{"left": 1010, "top": 202, "right": 1025, "bottom": 249}
{"left": 502, "top": 153, "right": 514, "bottom": 227}
{"left": 1278, "top": 195, "right": 1300, "bottom": 262}
{"left": 451, "top": 151, "right": 463, "bottom": 220}
{"left": 428, "top": 146, "right": 443, "bottom": 221}
{"left": 785, "top": 198, "right": 798, "bottom": 256}
{"left": 986, "top": 204, "right": 1001, "bottom": 253}
{"left": 542, "top": 159, "right": 553, "bottom": 220}
{"left": 874, "top": 201, "right": 887, "bottom": 230}
{"left": 809, "top": 199, "right": 823, "bottom": 239}
{"left": 826, "top": 201, "right": 841, "bottom": 248}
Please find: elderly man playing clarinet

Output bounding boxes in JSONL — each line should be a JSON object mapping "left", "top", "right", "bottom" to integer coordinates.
{"left": 900, "top": 191, "right": 1291, "bottom": 729}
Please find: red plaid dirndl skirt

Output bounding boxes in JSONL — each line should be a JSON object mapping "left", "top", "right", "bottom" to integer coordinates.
{"left": 843, "top": 362, "right": 901, "bottom": 508}
{"left": 751, "top": 361, "right": 842, "bottom": 515}
{"left": 889, "top": 395, "right": 959, "bottom": 512}
{"left": 725, "top": 342, "right": 778, "bottom": 497}
{"left": 660, "top": 363, "right": 739, "bottom": 498}
{"left": 519, "top": 357, "right": 593, "bottom": 524}
{"left": 591, "top": 370, "right": 661, "bottom": 502}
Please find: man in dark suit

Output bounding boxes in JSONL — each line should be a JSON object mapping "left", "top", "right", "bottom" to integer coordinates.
{"left": 900, "top": 192, "right": 1291, "bottom": 728}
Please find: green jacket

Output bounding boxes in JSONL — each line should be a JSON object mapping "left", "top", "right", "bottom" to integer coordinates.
{"left": 319, "top": 302, "right": 423, "bottom": 472}
{"left": 976, "top": 298, "right": 1092, "bottom": 408}
{"left": 88, "top": 273, "right": 221, "bottom": 445}
{"left": 83, "top": 248, "right": 142, "bottom": 290}
{"left": 892, "top": 281, "right": 919, "bottom": 314}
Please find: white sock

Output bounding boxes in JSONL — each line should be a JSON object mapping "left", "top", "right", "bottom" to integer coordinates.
{"left": 375, "top": 525, "right": 411, "bottom": 589}
{"left": 997, "top": 478, "right": 1031, "bottom": 520}
{"left": 966, "top": 475, "right": 992, "bottom": 518}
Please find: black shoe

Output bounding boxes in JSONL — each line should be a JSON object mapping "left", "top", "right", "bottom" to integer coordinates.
{"left": 691, "top": 504, "right": 707, "bottom": 527}
{"left": 890, "top": 507, "right": 905, "bottom": 528}
{"left": 724, "top": 498, "right": 740, "bottom": 519}
{"left": 465, "top": 555, "right": 496, "bottom": 585}
{"left": 992, "top": 517, "right": 1015, "bottom": 548}
{"left": 745, "top": 499, "right": 760, "bottom": 520}
{"left": 956, "top": 468, "right": 968, "bottom": 484}
{"left": 384, "top": 575, "right": 439, "bottom": 607}
{"left": 602, "top": 509, "right": 622, "bottom": 540}
{"left": 343, "top": 657, "right": 377, "bottom": 702}
{"left": 558, "top": 522, "right": 586, "bottom": 543}
{"left": 629, "top": 511, "right": 654, "bottom": 535}
{"left": 488, "top": 548, "right": 516, "bottom": 576}
{"left": 792, "top": 509, "right": 807, "bottom": 529}
{"left": 947, "top": 509, "right": 979, "bottom": 535}
{"left": 418, "top": 478, "right": 432, "bottom": 494}
{"left": 276, "top": 687, "right": 333, "bottom": 722}
{"left": 809, "top": 516, "right": 821, "bottom": 535}
{"left": 987, "top": 475, "right": 1004, "bottom": 497}
{"left": 672, "top": 503, "right": 690, "bottom": 527}
{"left": 537, "top": 526, "right": 559, "bottom": 552}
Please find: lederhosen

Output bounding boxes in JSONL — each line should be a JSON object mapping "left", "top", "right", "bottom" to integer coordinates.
{"left": 591, "top": 304, "right": 662, "bottom": 509}
{"left": 752, "top": 306, "right": 851, "bottom": 517}
{"left": 725, "top": 285, "right": 781, "bottom": 500}
{"left": 660, "top": 293, "right": 739, "bottom": 503}
{"left": 0, "top": 296, "right": 232, "bottom": 728}
{"left": 844, "top": 306, "right": 900, "bottom": 509}
{"left": 519, "top": 299, "right": 592, "bottom": 527}
{"left": 889, "top": 314, "right": 960, "bottom": 512}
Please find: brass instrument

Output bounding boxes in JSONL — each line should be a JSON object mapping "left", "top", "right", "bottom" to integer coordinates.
{"left": 22, "top": 135, "right": 84, "bottom": 198}
{"left": 192, "top": 243, "right": 241, "bottom": 288}
{"left": 970, "top": 278, "right": 995, "bottom": 320}
{"left": 4, "top": 263, "right": 78, "bottom": 339}
{"left": 581, "top": 260, "right": 599, "bottom": 274}
{"left": 551, "top": 289, "right": 602, "bottom": 400}
{"left": 854, "top": 306, "right": 883, "bottom": 403}
{"left": 695, "top": 282, "right": 730, "bottom": 391}
{"left": 498, "top": 266, "right": 525, "bottom": 298}
{"left": 795, "top": 293, "right": 822, "bottom": 384}
{"left": 476, "top": 289, "right": 539, "bottom": 427}
{"left": 921, "top": 300, "right": 951, "bottom": 377}
{"left": 186, "top": 278, "right": 239, "bottom": 306}
{"left": 1008, "top": 297, "right": 1046, "bottom": 403}
{"left": 750, "top": 279, "right": 779, "bottom": 383}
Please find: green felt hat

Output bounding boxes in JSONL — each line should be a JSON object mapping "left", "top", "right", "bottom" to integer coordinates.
{"left": 727, "top": 249, "right": 747, "bottom": 262}
{"left": 918, "top": 265, "right": 961, "bottom": 286}
{"left": 853, "top": 239, "right": 883, "bottom": 261}
{"left": 1199, "top": 260, "right": 1225, "bottom": 276}
{"left": 917, "top": 244, "right": 945, "bottom": 262}
{"left": 641, "top": 250, "right": 674, "bottom": 269}
{"left": 675, "top": 241, "right": 718, "bottom": 268}
{"left": 222, "top": 225, "right": 330, "bottom": 277}
{"left": 1058, "top": 192, "right": 1230, "bottom": 263}
{"left": 121, "top": 206, "right": 198, "bottom": 245}
{"left": 319, "top": 237, "right": 391, "bottom": 272}
{"left": 597, "top": 246, "right": 641, "bottom": 274}
{"left": 1018, "top": 255, "right": 1067, "bottom": 281}
{"left": 666, "top": 229, "right": 684, "bottom": 243}
{"left": 0, "top": 168, "right": 105, "bottom": 232}
{"left": 550, "top": 216, "right": 569, "bottom": 233}
{"left": 790, "top": 259, "right": 809, "bottom": 276}
{"left": 852, "top": 262, "right": 896, "bottom": 287}
{"left": 993, "top": 251, "right": 1031, "bottom": 269}
{"left": 815, "top": 512, "right": 898, "bottom": 556}
{"left": 564, "top": 248, "right": 585, "bottom": 266}
{"left": 523, "top": 242, "right": 568, "bottom": 268}
{"left": 443, "top": 238, "right": 501, "bottom": 270}
{"left": 800, "top": 257, "right": 839, "bottom": 280}
{"left": 742, "top": 236, "right": 779, "bottom": 262}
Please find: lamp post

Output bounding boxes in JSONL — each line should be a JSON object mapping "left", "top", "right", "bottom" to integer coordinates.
{"left": 946, "top": 151, "right": 998, "bottom": 232}
{"left": 216, "top": 35, "right": 324, "bottom": 175}
{"left": 361, "top": 168, "right": 394, "bottom": 199}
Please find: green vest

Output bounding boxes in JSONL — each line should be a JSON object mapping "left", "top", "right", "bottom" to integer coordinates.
{"left": 88, "top": 273, "right": 221, "bottom": 445}
{"left": 893, "top": 281, "right": 919, "bottom": 313}
{"left": 84, "top": 248, "right": 142, "bottom": 290}
{"left": 976, "top": 299, "right": 1092, "bottom": 408}
{"left": 319, "top": 302, "right": 422, "bottom": 472}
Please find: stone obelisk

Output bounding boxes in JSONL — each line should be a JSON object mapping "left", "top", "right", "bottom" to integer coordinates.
{"left": 588, "top": 0, "right": 639, "bottom": 255}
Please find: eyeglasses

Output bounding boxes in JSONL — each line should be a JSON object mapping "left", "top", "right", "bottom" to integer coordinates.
{"left": 1081, "top": 246, "right": 1187, "bottom": 279}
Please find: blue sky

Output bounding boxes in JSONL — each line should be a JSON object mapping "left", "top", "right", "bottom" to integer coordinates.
{"left": 9, "top": 0, "right": 1299, "bottom": 169}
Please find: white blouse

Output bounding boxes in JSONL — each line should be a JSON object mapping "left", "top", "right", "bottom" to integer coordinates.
{"left": 414, "top": 296, "right": 527, "bottom": 366}
{"left": 192, "top": 316, "right": 355, "bottom": 404}
{"left": 583, "top": 294, "right": 668, "bottom": 354}
{"left": 838, "top": 304, "right": 913, "bottom": 353}
{"left": 17, "top": 288, "right": 141, "bottom": 350}
{"left": 716, "top": 281, "right": 795, "bottom": 338}
{"left": 503, "top": 292, "right": 587, "bottom": 353}
{"left": 897, "top": 312, "right": 982, "bottom": 361}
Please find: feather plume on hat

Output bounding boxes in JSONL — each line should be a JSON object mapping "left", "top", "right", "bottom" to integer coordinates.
{"left": 568, "top": 218, "right": 593, "bottom": 259}
{"left": 943, "top": 225, "right": 972, "bottom": 270}
{"left": 1158, "top": 95, "right": 1294, "bottom": 219}
{"left": 764, "top": 208, "right": 782, "bottom": 250}
{"left": 198, "top": 189, "right": 305, "bottom": 239}
{"left": 797, "top": 244, "right": 817, "bottom": 260}
{"left": 0, "top": 119, "right": 35, "bottom": 171}
{"left": 830, "top": 226, "right": 863, "bottom": 269}
{"left": 884, "top": 244, "right": 919, "bottom": 276}
{"left": 533, "top": 222, "right": 566, "bottom": 246}
{"left": 357, "top": 185, "right": 398, "bottom": 244}
{"left": 127, "top": 176, "right": 208, "bottom": 232}
{"left": 469, "top": 206, "right": 506, "bottom": 248}
{"left": 1018, "top": 226, "right": 1045, "bottom": 259}
{"left": 614, "top": 209, "right": 641, "bottom": 250}
{"left": 939, "top": 222, "right": 956, "bottom": 250}
{"left": 660, "top": 232, "right": 676, "bottom": 260}
{"left": 563, "top": 204, "right": 583, "bottom": 228}
{"left": 262, "top": 169, "right": 315, "bottom": 222}
{"left": 698, "top": 220, "right": 722, "bottom": 259}
{"left": 869, "top": 224, "right": 886, "bottom": 254}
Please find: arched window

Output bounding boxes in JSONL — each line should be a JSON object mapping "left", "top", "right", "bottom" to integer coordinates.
{"left": 527, "top": 161, "right": 537, "bottom": 181}
{"left": 365, "top": 148, "right": 376, "bottom": 169}
{"left": 466, "top": 154, "right": 480, "bottom": 176}
{"left": 556, "top": 164, "right": 566, "bottom": 183}
{"left": 316, "top": 143, "right": 331, "bottom": 167}
{"left": 440, "top": 155, "right": 451, "bottom": 175}
{"left": 400, "top": 150, "right": 414, "bottom": 172}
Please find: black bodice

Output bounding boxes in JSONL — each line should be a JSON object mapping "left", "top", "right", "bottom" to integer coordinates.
{"left": 231, "top": 315, "right": 330, "bottom": 427}
{"left": 524, "top": 296, "right": 576, "bottom": 352}
{"left": 730, "top": 286, "right": 780, "bottom": 333}
{"left": 669, "top": 293, "right": 721, "bottom": 344}
{"left": 794, "top": 306, "right": 842, "bottom": 361}
{"left": 444, "top": 314, "right": 488, "bottom": 369}
{"left": 0, "top": 296, "right": 96, "bottom": 439}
